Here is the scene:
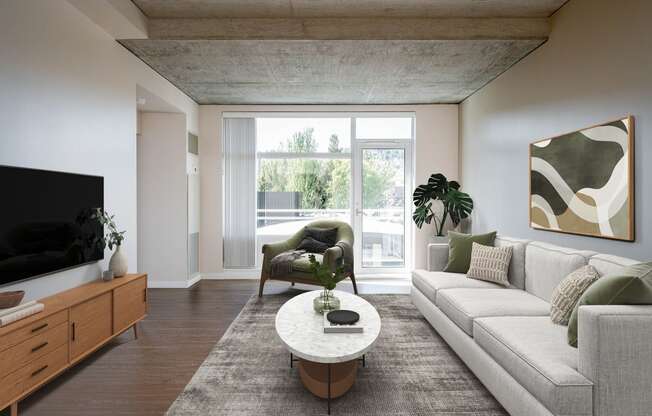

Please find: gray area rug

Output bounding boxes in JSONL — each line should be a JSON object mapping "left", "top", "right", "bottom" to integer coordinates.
{"left": 166, "top": 293, "right": 507, "bottom": 415}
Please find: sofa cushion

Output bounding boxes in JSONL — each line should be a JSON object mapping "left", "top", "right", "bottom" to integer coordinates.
{"left": 474, "top": 317, "right": 593, "bottom": 416}
{"left": 550, "top": 265, "right": 600, "bottom": 326}
{"left": 466, "top": 242, "right": 512, "bottom": 287}
{"left": 588, "top": 253, "right": 640, "bottom": 277}
{"left": 444, "top": 231, "right": 497, "bottom": 273}
{"left": 411, "top": 270, "right": 501, "bottom": 303}
{"left": 568, "top": 262, "right": 652, "bottom": 347}
{"left": 525, "top": 242, "right": 596, "bottom": 302}
{"left": 436, "top": 288, "right": 550, "bottom": 336}
{"left": 495, "top": 235, "right": 529, "bottom": 289}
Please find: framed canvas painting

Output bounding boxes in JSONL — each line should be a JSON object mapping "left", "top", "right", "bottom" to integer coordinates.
{"left": 529, "top": 116, "right": 634, "bottom": 241}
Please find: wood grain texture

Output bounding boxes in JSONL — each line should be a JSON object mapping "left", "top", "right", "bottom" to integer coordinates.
{"left": 0, "top": 311, "right": 68, "bottom": 353}
{"left": 0, "top": 323, "right": 68, "bottom": 377}
{"left": 69, "top": 293, "right": 112, "bottom": 361}
{"left": 4, "top": 279, "right": 286, "bottom": 416}
{"left": 0, "top": 275, "right": 147, "bottom": 340}
{"left": 113, "top": 278, "right": 147, "bottom": 335}
{"left": 0, "top": 345, "right": 68, "bottom": 407}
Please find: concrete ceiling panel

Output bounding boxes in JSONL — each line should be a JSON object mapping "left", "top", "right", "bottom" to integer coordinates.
{"left": 120, "top": 39, "right": 543, "bottom": 104}
{"left": 132, "top": 0, "right": 567, "bottom": 18}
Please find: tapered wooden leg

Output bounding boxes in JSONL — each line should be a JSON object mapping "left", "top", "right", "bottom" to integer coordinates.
{"left": 291, "top": 282, "right": 295, "bottom": 286}
{"left": 133, "top": 323, "right": 138, "bottom": 340}
{"left": 258, "top": 275, "right": 266, "bottom": 297}
{"left": 11, "top": 402, "right": 17, "bottom": 416}
{"left": 349, "top": 273, "right": 359, "bottom": 295}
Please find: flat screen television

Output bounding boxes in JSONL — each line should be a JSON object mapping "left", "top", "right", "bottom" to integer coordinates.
{"left": 0, "top": 166, "right": 104, "bottom": 286}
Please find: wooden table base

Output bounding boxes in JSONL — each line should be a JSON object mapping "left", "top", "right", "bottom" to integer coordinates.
{"left": 298, "top": 359, "right": 358, "bottom": 400}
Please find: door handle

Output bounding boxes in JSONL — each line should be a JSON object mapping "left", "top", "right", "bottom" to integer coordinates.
{"left": 71, "top": 322, "right": 76, "bottom": 341}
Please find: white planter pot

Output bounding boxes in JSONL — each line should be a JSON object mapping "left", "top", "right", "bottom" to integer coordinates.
{"left": 109, "top": 245, "right": 128, "bottom": 277}
{"left": 430, "top": 236, "right": 449, "bottom": 244}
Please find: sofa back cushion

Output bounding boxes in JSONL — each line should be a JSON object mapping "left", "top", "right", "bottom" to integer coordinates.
{"left": 495, "top": 236, "right": 529, "bottom": 289}
{"left": 588, "top": 254, "right": 640, "bottom": 276}
{"left": 525, "top": 242, "right": 596, "bottom": 302}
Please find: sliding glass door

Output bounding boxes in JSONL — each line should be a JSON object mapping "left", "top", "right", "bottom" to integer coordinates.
{"left": 353, "top": 116, "right": 413, "bottom": 274}
{"left": 356, "top": 145, "right": 409, "bottom": 270}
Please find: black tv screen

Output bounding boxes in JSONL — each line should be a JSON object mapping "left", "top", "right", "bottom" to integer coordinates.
{"left": 0, "top": 166, "right": 104, "bottom": 286}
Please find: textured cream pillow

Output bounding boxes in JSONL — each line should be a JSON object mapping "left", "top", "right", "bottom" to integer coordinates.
{"left": 466, "top": 242, "right": 512, "bottom": 287}
{"left": 551, "top": 265, "right": 600, "bottom": 325}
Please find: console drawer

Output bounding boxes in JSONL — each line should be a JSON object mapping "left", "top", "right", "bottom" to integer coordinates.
{"left": 0, "top": 310, "right": 68, "bottom": 353}
{"left": 0, "top": 343, "right": 68, "bottom": 407}
{"left": 0, "top": 322, "right": 68, "bottom": 378}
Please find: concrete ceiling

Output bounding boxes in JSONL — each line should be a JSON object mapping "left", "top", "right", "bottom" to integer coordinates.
{"left": 132, "top": 0, "right": 566, "bottom": 18}
{"left": 121, "top": 39, "right": 542, "bottom": 104}
{"left": 120, "top": 0, "right": 566, "bottom": 104}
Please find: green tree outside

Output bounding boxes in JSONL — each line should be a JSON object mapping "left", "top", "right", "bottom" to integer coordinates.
{"left": 257, "top": 127, "right": 395, "bottom": 211}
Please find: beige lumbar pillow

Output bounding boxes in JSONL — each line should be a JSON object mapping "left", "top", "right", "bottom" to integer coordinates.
{"left": 466, "top": 242, "right": 512, "bottom": 287}
{"left": 550, "top": 265, "right": 600, "bottom": 326}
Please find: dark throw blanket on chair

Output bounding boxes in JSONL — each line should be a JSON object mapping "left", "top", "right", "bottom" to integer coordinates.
{"left": 270, "top": 250, "right": 306, "bottom": 278}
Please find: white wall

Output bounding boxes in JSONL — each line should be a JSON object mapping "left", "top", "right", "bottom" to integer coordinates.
{"left": 0, "top": 0, "right": 198, "bottom": 301}
{"left": 199, "top": 105, "right": 458, "bottom": 274}
{"left": 138, "top": 112, "right": 189, "bottom": 287}
{"left": 460, "top": 0, "right": 651, "bottom": 259}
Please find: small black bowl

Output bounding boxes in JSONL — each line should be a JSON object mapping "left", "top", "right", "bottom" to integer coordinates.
{"left": 327, "top": 310, "right": 360, "bottom": 325}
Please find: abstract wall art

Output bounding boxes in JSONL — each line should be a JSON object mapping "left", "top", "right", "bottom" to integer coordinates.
{"left": 529, "top": 117, "right": 634, "bottom": 241}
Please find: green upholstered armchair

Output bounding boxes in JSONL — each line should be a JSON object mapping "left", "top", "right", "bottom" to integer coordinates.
{"left": 259, "top": 220, "right": 357, "bottom": 296}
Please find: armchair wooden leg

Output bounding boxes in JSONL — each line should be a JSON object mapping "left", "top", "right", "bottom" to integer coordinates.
{"left": 349, "top": 273, "right": 359, "bottom": 295}
{"left": 258, "top": 274, "right": 267, "bottom": 297}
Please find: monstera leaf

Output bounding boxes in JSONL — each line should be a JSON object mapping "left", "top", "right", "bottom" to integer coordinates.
{"left": 443, "top": 188, "right": 474, "bottom": 225}
{"left": 412, "top": 173, "right": 474, "bottom": 236}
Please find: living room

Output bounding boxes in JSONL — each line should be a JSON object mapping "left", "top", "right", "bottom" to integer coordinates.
{"left": 0, "top": 0, "right": 650, "bottom": 415}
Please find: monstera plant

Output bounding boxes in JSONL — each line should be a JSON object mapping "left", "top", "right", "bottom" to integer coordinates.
{"left": 412, "top": 173, "right": 474, "bottom": 237}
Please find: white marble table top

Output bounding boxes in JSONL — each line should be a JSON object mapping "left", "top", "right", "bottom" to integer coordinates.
{"left": 275, "top": 290, "right": 381, "bottom": 364}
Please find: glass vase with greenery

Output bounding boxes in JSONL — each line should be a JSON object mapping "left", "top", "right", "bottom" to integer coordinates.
{"left": 93, "top": 208, "right": 126, "bottom": 250}
{"left": 412, "top": 173, "right": 474, "bottom": 237}
{"left": 308, "top": 254, "right": 342, "bottom": 313}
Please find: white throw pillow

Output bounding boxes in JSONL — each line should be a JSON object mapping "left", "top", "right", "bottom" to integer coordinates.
{"left": 466, "top": 242, "right": 512, "bottom": 287}
{"left": 550, "top": 265, "right": 600, "bottom": 325}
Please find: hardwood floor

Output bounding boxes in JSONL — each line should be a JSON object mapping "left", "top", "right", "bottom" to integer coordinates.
{"left": 3, "top": 279, "right": 297, "bottom": 416}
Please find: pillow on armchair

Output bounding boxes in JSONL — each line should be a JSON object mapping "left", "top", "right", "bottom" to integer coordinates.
{"left": 296, "top": 227, "right": 338, "bottom": 254}
{"left": 297, "top": 237, "right": 331, "bottom": 254}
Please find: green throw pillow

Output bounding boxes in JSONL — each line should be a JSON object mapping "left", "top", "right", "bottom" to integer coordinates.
{"left": 568, "top": 262, "right": 652, "bottom": 348}
{"left": 443, "top": 231, "right": 497, "bottom": 273}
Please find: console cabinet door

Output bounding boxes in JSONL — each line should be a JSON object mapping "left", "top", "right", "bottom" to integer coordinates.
{"left": 70, "top": 293, "right": 112, "bottom": 361}
{"left": 113, "top": 277, "right": 147, "bottom": 334}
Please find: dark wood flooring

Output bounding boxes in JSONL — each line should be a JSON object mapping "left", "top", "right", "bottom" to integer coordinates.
{"left": 3, "top": 280, "right": 296, "bottom": 416}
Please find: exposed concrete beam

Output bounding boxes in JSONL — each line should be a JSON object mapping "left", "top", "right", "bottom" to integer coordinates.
{"left": 146, "top": 17, "right": 550, "bottom": 41}
{"left": 68, "top": 0, "right": 148, "bottom": 39}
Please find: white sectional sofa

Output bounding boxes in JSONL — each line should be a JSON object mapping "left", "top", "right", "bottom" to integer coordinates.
{"left": 411, "top": 236, "right": 652, "bottom": 416}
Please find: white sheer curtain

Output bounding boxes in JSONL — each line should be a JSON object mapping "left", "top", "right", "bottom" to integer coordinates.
{"left": 223, "top": 118, "right": 256, "bottom": 268}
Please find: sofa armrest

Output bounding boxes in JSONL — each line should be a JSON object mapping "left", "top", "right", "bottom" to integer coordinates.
{"left": 578, "top": 305, "right": 652, "bottom": 416}
{"left": 427, "top": 243, "right": 449, "bottom": 271}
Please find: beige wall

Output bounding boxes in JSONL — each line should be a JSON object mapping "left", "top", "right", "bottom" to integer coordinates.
{"left": 460, "top": 0, "right": 651, "bottom": 259}
{"left": 199, "top": 104, "right": 458, "bottom": 273}
{"left": 138, "top": 112, "right": 189, "bottom": 286}
{"left": 0, "top": 0, "right": 198, "bottom": 300}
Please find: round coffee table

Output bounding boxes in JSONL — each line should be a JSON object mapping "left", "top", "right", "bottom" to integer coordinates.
{"left": 275, "top": 290, "right": 381, "bottom": 414}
